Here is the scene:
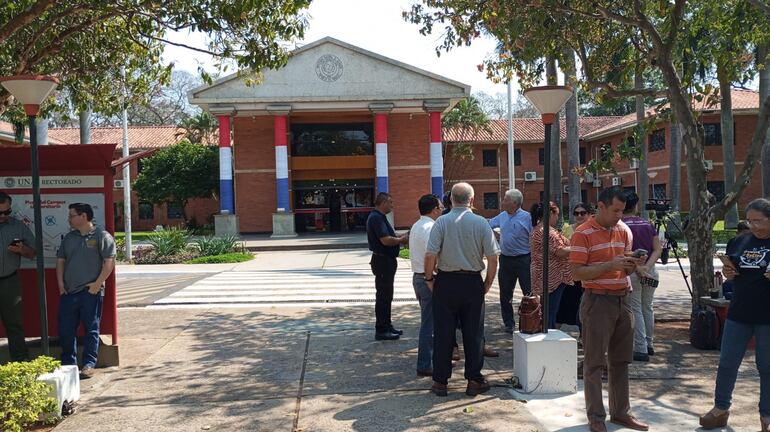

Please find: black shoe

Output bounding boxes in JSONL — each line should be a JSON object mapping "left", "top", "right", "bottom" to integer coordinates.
{"left": 375, "top": 331, "right": 400, "bottom": 341}
{"left": 647, "top": 346, "right": 655, "bottom": 356}
{"left": 388, "top": 326, "right": 403, "bottom": 335}
{"left": 633, "top": 352, "right": 650, "bottom": 362}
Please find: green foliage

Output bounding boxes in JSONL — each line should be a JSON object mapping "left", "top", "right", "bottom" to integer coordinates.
{"left": 442, "top": 97, "right": 492, "bottom": 183}
{"left": 133, "top": 140, "right": 218, "bottom": 213}
{"left": 399, "top": 248, "right": 410, "bottom": 259}
{"left": 194, "top": 235, "right": 241, "bottom": 257}
{"left": 0, "top": 1, "right": 311, "bottom": 117}
{"left": 179, "top": 112, "right": 219, "bottom": 145}
{"left": 147, "top": 227, "right": 190, "bottom": 257}
{"left": 185, "top": 252, "right": 254, "bottom": 264}
{"left": 0, "top": 356, "right": 61, "bottom": 432}
{"left": 115, "top": 237, "right": 127, "bottom": 262}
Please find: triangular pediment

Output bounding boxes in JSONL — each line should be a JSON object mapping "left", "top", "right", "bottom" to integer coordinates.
{"left": 189, "top": 37, "right": 470, "bottom": 112}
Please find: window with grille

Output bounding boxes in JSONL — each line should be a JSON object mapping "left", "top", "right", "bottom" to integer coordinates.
{"left": 648, "top": 129, "right": 666, "bottom": 152}
{"left": 538, "top": 147, "right": 544, "bottom": 165}
{"left": 482, "top": 149, "right": 497, "bottom": 167}
{"left": 514, "top": 149, "right": 522, "bottom": 166}
{"left": 650, "top": 184, "right": 667, "bottom": 200}
{"left": 167, "top": 203, "right": 184, "bottom": 219}
{"left": 483, "top": 192, "right": 499, "bottom": 210}
{"left": 704, "top": 123, "right": 721, "bottom": 146}
{"left": 139, "top": 202, "right": 154, "bottom": 220}
{"left": 579, "top": 147, "right": 586, "bottom": 164}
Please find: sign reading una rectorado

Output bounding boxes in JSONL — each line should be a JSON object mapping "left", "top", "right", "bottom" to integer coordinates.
{"left": 0, "top": 175, "right": 104, "bottom": 189}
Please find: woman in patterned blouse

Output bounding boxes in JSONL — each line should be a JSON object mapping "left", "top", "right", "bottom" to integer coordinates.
{"left": 530, "top": 201, "right": 574, "bottom": 329}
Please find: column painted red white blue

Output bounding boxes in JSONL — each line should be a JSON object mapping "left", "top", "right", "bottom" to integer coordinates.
{"left": 217, "top": 115, "right": 234, "bottom": 214}
{"left": 429, "top": 111, "right": 444, "bottom": 197}
{"left": 274, "top": 115, "right": 290, "bottom": 212}
{"left": 374, "top": 113, "right": 389, "bottom": 193}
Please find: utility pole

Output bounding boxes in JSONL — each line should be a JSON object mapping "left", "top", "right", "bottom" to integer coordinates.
{"left": 121, "top": 66, "right": 133, "bottom": 261}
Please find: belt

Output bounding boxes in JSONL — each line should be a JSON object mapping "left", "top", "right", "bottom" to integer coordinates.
{"left": 372, "top": 252, "right": 396, "bottom": 258}
{"left": 413, "top": 272, "right": 424, "bottom": 275}
{"left": 438, "top": 270, "right": 481, "bottom": 275}
{"left": 502, "top": 253, "right": 530, "bottom": 258}
{"left": 0, "top": 271, "right": 18, "bottom": 281}
{"left": 586, "top": 288, "right": 629, "bottom": 296}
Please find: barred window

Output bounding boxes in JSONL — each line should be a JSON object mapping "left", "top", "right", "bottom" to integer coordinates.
{"left": 483, "top": 193, "right": 499, "bottom": 210}
{"left": 648, "top": 129, "right": 666, "bottom": 152}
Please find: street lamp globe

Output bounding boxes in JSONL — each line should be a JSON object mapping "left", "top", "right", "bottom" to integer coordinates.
{"left": 523, "top": 85, "right": 573, "bottom": 123}
{"left": 0, "top": 75, "right": 59, "bottom": 115}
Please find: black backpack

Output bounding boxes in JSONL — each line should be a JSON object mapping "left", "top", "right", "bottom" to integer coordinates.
{"left": 689, "top": 305, "right": 721, "bottom": 350}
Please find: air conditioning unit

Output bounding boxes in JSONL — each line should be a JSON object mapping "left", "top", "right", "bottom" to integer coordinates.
{"left": 524, "top": 171, "right": 537, "bottom": 182}
{"left": 611, "top": 177, "right": 622, "bottom": 186}
{"left": 113, "top": 180, "right": 124, "bottom": 189}
{"left": 562, "top": 184, "right": 569, "bottom": 193}
{"left": 629, "top": 158, "right": 639, "bottom": 169}
{"left": 584, "top": 172, "right": 595, "bottom": 182}
{"left": 704, "top": 160, "right": 714, "bottom": 171}
{"left": 592, "top": 179, "right": 602, "bottom": 188}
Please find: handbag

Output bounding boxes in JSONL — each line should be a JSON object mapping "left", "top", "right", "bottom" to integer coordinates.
{"left": 518, "top": 295, "right": 542, "bottom": 334}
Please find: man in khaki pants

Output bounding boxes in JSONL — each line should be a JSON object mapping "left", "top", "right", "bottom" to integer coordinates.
{"left": 570, "top": 188, "right": 648, "bottom": 432}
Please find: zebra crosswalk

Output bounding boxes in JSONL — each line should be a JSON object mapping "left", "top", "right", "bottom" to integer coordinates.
{"left": 149, "top": 268, "right": 500, "bottom": 308}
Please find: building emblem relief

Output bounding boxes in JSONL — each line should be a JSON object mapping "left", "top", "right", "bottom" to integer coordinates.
{"left": 315, "top": 54, "right": 344, "bottom": 82}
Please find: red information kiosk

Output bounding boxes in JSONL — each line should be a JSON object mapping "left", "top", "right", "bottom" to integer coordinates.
{"left": 0, "top": 144, "right": 119, "bottom": 365}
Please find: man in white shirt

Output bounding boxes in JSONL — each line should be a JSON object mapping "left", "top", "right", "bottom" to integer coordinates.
{"left": 409, "top": 194, "right": 443, "bottom": 377}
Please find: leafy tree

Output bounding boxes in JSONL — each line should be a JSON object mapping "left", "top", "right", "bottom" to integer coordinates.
{"left": 133, "top": 140, "right": 218, "bottom": 222}
{"left": 179, "top": 111, "right": 219, "bottom": 145}
{"left": 0, "top": 1, "right": 311, "bottom": 117}
{"left": 407, "top": 0, "right": 770, "bottom": 298}
{"left": 442, "top": 97, "right": 492, "bottom": 187}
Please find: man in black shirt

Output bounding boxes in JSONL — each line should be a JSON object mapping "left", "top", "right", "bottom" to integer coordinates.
{"left": 367, "top": 192, "right": 409, "bottom": 340}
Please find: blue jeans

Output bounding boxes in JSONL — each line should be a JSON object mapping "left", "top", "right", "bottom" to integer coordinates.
{"left": 413, "top": 273, "right": 433, "bottom": 371}
{"left": 547, "top": 284, "right": 567, "bottom": 329}
{"left": 58, "top": 290, "right": 104, "bottom": 368}
{"left": 714, "top": 319, "right": 770, "bottom": 417}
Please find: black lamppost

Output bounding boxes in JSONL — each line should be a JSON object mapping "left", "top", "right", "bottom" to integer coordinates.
{"left": 522, "top": 85, "right": 572, "bottom": 333}
{"left": 0, "top": 75, "right": 59, "bottom": 355}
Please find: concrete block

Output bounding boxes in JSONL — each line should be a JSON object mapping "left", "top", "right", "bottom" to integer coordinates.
{"left": 37, "top": 365, "right": 80, "bottom": 416}
{"left": 271, "top": 212, "right": 297, "bottom": 238}
{"left": 214, "top": 214, "right": 240, "bottom": 237}
{"left": 513, "top": 329, "right": 577, "bottom": 394}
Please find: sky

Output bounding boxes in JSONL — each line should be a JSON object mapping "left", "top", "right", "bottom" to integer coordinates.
{"left": 161, "top": 0, "right": 514, "bottom": 97}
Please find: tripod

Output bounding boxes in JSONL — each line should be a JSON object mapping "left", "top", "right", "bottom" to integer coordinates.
{"left": 652, "top": 211, "right": 694, "bottom": 304}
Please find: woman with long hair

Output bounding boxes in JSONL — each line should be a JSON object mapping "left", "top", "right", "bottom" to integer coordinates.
{"left": 529, "top": 201, "right": 573, "bottom": 329}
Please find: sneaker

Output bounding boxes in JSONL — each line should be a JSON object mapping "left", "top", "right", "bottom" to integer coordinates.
{"left": 633, "top": 352, "right": 650, "bottom": 362}
{"left": 80, "top": 365, "right": 95, "bottom": 379}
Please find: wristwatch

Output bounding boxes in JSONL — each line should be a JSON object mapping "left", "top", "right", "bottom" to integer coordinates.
{"left": 424, "top": 276, "right": 434, "bottom": 281}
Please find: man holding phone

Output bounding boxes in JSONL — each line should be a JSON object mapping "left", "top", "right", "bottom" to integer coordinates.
{"left": 570, "top": 188, "right": 649, "bottom": 432}
{"left": 0, "top": 191, "right": 36, "bottom": 362}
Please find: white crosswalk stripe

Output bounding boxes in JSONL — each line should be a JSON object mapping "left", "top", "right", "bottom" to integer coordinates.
{"left": 149, "top": 268, "right": 499, "bottom": 308}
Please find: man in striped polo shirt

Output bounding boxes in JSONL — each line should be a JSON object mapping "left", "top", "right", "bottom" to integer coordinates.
{"left": 570, "top": 188, "right": 649, "bottom": 432}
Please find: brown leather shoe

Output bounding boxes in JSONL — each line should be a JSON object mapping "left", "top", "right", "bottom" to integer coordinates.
{"left": 431, "top": 381, "right": 447, "bottom": 397}
{"left": 588, "top": 420, "right": 607, "bottom": 432}
{"left": 483, "top": 346, "right": 499, "bottom": 357}
{"left": 416, "top": 369, "right": 432, "bottom": 377}
{"left": 79, "top": 366, "right": 95, "bottom": 379}
{"left": 452, "top": 346, "right": 461, "bottom": 361}
{"left": 699, "top": 409, "right": 729, "bottom": 429}
{"left": 465, "top": 379, "right": 491, "bottom": 396}
{"left": 610, "top": 414, "right": 649, "bottom": 431}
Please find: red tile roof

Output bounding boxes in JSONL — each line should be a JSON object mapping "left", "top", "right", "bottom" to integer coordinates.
{"left": 443, "top": 116, "right": 621, "bottom": 143}
{"left": 0, "top": 120, "right": 65, "bottom": 145}
{"left": 48, "top": 125, "right": 189, "bottom": 150}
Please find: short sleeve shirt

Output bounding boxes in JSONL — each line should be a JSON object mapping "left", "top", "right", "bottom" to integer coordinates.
{"left": 409, "top": 216, "right": 435, "bottom": 273}
{"left": 726, "top": 234, "right": 770, "bottom": 324}
{"left": 366, "top": 210, "right": 399, "bottom": 258}
{"left": 0, "top": 218, "right": 35, "bottom": 277}
{"left": 531, "top": 225, "right": 573, "bottom": 295}
{"left": 57, "top": 226, "right": 116, "bottom": 294}
{"left": 622, "top": 215, "right": 656, "bottom": 262}
{"left": 427, "top": 207, "right": 500, "bottom": 272}
{"left": 569, "top": 217, "right": 632, "bottom": 290}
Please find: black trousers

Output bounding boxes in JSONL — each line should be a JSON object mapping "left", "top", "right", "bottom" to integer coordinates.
{"left": 498, "top": 254, "right": 532, "bottom": 329}
{"left": 432, "top": 272, "right": 485, "bottom": 384}
{"left": 370, "top": 254, "right": 397, "bottom": 333}
{"left": 0, "top": 273, "right": 28, "bottom": 361}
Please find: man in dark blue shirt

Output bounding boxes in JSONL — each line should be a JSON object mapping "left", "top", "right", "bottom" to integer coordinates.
{"left": 367, "top": 192, "right": 408, "bottom": 340}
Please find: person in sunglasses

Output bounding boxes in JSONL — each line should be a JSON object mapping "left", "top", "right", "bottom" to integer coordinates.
{"left": 556, "top": 202, "right": 593, "bottom": 331}
{"left": 0, "top": 191, "right": 36, "bottom": 362}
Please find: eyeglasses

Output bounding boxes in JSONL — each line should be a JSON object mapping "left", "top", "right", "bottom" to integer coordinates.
{"left": 747, "top": 218, "right": 769, "bottom": 225}
{"left": 0, "top": 209, "right": 11, "bottom": 216}
{"left": 573, "top": 211, "right": 588, "bottom": 216}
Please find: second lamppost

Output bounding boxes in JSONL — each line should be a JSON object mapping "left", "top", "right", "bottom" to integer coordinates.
{"left": 522, "top": 85, "right": 573, "bottom": 333}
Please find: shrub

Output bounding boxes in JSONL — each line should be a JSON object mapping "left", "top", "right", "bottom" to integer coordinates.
{"left": 399, "top": 248, "right": 410, "bottom": 259}
{"left": 195, "top": 235, "right": 240, "bottom": 257}
{"left": 147, "top": 227, "right": 190, "bottom": 257}
{"left": 0, "top": 356, "right": 61, "bottom": 432}
{"left": 115, "top": 237, "right": 127, "bottom": 262}
{"left": 185, "top": 252, "right": 254, "bottom": 264}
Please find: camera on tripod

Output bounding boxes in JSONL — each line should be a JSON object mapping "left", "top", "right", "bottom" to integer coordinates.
{"left": 645, "top": 198, "right": 671, "bottom": 213}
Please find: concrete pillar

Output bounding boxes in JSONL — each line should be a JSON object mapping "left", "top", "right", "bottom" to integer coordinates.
{"left": 424, "top": 100, "right": 450, "bottom": 197}
{"left": 217, "top": 115, "right": 235, "bottom": 214}
{"left": 267, "top": 104, "right": 296, "bottom": 238}
{"left": 369, "top": 103, "right": 394, "bottom": 194}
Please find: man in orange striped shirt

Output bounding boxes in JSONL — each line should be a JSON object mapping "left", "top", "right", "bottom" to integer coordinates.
{"left": 570, "top": 188, "right": 648, "bottom": 432}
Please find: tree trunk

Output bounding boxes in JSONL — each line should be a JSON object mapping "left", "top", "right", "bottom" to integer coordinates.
{"left": 759, "top": 44, "right": 770, "bottom": 197}
{"left": 668, "top": 124, "right": 683, "bottom": 218}
{"left": 79, "top": 108, "right": 92, "bottom": 144}
{"left": 635, "top": 65, "right": 649, "bottom": 218}
{"left": 717, "top": 68, "right": 739, "bottom": 228}
{"left": 563, "top": 50, "right": 580, "bottom": 222}
{"left": 546, "top": 56, "right": 562, "bottom": 208}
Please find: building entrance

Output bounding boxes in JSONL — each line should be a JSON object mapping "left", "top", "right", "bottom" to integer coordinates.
{"left": 294, "top": 179, "right": 374, "bottom": 233}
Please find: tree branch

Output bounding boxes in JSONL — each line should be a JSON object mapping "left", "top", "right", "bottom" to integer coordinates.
{"left": 129, "top": 20, "right": 225, "bottom": 57}
{"left": 664, "top": 0, "right": 686, "bottom": 53}
{"left": 0, "top": 0, "right": 58, "bottom": 44}
{"left": 17, "top": 4, "right": 93, "bottom": 67}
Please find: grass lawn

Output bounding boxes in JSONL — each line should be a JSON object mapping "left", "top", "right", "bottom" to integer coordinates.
{"left": 185, "top": 252, "right": 254, "bottom": 264}
{"left": 115, "top": 231, "right": 154, "bottom": 242}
